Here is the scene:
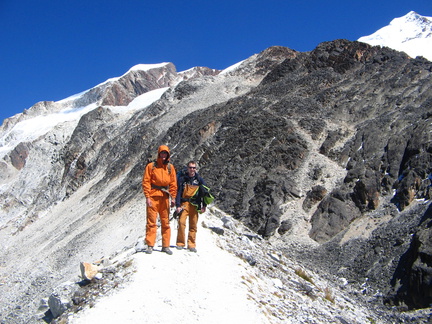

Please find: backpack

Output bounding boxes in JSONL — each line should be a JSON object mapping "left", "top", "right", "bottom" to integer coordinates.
{"left": 176, "top": 166, "right": 188, "bottom": 183}
{"left": 189, "top": 184, "right": 214, "bottom": 212}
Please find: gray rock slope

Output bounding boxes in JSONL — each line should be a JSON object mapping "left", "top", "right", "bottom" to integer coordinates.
{"left": 0, "top": 41, "right": 431, "bottom": 322}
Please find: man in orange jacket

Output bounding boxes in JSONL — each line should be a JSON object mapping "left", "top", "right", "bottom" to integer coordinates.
{"left": 142, "top": 145, "right": 177, "bottom": 255}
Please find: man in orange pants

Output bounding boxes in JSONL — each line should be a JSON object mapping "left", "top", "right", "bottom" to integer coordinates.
{"left": 175, "top": 161, "right": 207, "bottom": 252}
{"left": 142, "top": 145, "right": 177, "bottom": 255}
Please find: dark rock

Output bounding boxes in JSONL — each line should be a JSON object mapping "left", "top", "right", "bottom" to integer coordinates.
{"left": 209, "top": 227, "right": 225, "bottom": 235}
{"left": 386, "top": 204, "right": 432, "bottom": 309}
{"left": 278, "top": 219, "right": 292, "bottom": 235}
{"left": 9, "top": 142, "right": 30, "bottom": 170}
{"left": 309, "top": 191, "right": 361, "bottom": 243}
{"left": 303, "top": 185, "right": 327, "bottom": 212}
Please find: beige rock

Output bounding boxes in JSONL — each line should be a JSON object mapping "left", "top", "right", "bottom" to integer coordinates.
{"left": 80, "top": 262, "right": 101, "bottom": 280}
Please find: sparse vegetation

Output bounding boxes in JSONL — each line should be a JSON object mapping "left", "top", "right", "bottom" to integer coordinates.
{"left": 295, "top": 268, "right": 314, "bottom": 284}
{"left": 241, "top": 274, "right": 255, "bottom": 284}
{"left": 323, "top": 287, "right": 335, "bottom": 303}
{"left": 122, "top": 259, "right": 134, "bottom": 268}
{"left": 367, "top": 317, "right": 376, "bottom": 324}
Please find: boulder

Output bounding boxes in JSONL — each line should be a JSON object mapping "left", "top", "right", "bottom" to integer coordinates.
{"left": 9, "top": 142, "right": 30, "bottom": 170}
{"left": 80, "top": 262, "right": 101, "bottom": 281}
{"left": 48, "top": 282, "right": 78, "bottom": 318}
{"left": 302, "top": 185, "right": 327, "bottom": 212}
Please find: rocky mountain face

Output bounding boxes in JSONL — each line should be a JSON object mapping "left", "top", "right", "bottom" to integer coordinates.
{"left": 0, "top": 40, "right": 431, "bottom": 323}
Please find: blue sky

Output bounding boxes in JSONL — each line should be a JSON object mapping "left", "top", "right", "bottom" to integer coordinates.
{"left": 1, "top": 0, "right": 431, "bottom": 123}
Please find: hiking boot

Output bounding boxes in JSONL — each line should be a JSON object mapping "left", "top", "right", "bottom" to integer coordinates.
{"left": 188, "top": 248, "right": 197, "bottom": 253}
{"left": 145, "top": 246, "right": 153, "bottom": 254}
{"left": 176, "top": 246, "right": 183, "bottom": 250}
{"left": 162, "top": 247, "right": 173, "bottom": 255}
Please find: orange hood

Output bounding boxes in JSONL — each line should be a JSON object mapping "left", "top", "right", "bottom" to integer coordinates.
{"left": 157, "top": 145, "right": 171, "bottom": 165}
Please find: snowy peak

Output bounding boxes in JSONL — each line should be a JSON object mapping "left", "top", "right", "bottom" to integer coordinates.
{"left": 0, "top": 63, "right": 219, "bottom": 134}
{"left": 358, "top": 11, "right": 432, "bottom": 61}
{"left": 80, "top": 62, "right": 179, "bottom": 107}
{"left": 0, "top": 63, "right": 221, "bottom": 161}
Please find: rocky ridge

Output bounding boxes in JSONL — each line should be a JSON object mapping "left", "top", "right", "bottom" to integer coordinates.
{"left": 0, "top": 40, "right": 431, "bottom": 322}
{"left": 45, "top": 208, "right": 431, "bottom": 323}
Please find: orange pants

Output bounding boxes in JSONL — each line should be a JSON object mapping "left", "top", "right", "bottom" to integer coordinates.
{"left": 145, "top": 196, "right": 171, "bottom": 248}
{"left": 176, "top": 202, "right": 199, "bottom": 248}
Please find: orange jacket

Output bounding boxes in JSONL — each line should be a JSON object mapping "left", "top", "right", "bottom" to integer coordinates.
{"left": 142, "top": 145, "right": 177, "bottom": 199}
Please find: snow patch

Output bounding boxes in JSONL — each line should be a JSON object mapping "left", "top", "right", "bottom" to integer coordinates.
{"left": 0, "top": 103, "right": 98, "bottom": 158}
{"left": 92, "top": 63, "right": 172, "bottom": 89}
{"left": 220, "top": 60, "right": 245, "bottom": 74}
{"left": 57, "top": 90, "right": 90, "bottom": 104}
{"left": 109, "top": 87, "right": 169, "bottom": 114}
{"left": 128, "top": 63, "right": 170, "bottom": 72}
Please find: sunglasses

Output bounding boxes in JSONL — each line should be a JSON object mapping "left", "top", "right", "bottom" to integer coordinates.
{"left": 188, "top": 166, "right": 196, "bottom": 169}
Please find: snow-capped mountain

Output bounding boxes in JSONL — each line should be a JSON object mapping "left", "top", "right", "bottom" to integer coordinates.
{"left": 0, "top": 63, "right": 219, "bottom": 160}
{"left": 358, "top": 11, "right": 432, "bottom": 61}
